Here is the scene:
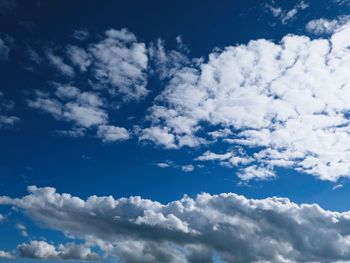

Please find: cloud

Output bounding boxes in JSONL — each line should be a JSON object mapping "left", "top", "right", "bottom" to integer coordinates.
{"left": 88, "top": 28, "right": 149, "bottom": 101}
{"left": 266, "top": 0, "right": 309, "bottom": 24}
{"left": 18, "top": 240, "right": 100, "bottom": 261}
{"left": 27, "top": 84, "right": 129, "bottom": 143}
{"left": 181, "top": 165, "right": 194, "bottom": 173}
{"left": 97, "top": 125, "right": 130, "bottom": 142}
{"left": 0, "top": 214, "right": 5, "bottom": 223}
{"left": 66, "top": 45, "right": 91, "bottom": 72}
{"left": 0, "top": 250, "right": 14, "bottom": 259}
{"left": 306, "top": 16, "right": 350, "bottom": 35}
{"left": 15, "top": 223, "right": 28, "bottom": 237}
{"left": 72, "top": 29, "right": 90, "bottom": 41}
{"left": 5, "top": 186, "right": 350, "bottom": 262}
{"left": 142, "top": 22, "right": 350, "bottom": 181}
{"left": 46, "top": 50, "right": 75, "bottom": 77}
{"left": 0, "top": 92, "right": 19, "bottom": 128}
{"left": 0, "top": 38, "right": 10, "bottom": 60}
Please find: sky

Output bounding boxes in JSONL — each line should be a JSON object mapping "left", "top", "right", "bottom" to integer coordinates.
{"left": 3, "top": 0, "right": 350, "bottom": 262}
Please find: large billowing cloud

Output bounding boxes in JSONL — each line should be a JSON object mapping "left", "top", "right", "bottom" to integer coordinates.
{"left": 142, "top": 22, "right": 350, "bottom": 181}
{"left": 3, "top": 186, "right": 350, "bottom": 262}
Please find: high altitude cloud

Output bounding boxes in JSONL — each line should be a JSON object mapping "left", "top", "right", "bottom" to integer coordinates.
{"left": 0, "top": 91, "right": 19, "bottom": 128}
{"left": 27, "top": 84, "right": 129, "bottom": 142}
{"left": 4, "top": 186, "right": 350, "bottom": 262}
{"left": 142, "top": 22, "right": 350, "bottom": 182}
{"left": 18, "top": 240, "right": 100, "bottom": 261}
{"left": 266, "top": 0, "right": 309, "bottom": 24}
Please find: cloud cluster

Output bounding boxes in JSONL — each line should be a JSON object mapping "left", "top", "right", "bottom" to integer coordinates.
{"left": 306, "top": 16, "right": 350, "bottom": 35}
{"left": 3, "top": 186, "right": 350, "bottom": 262}
{"left": 18, "top": 240, "right": 100, "bottom": 261}
{"left": 27, "top": 84, "right": 129, "bottom": 142}
{"left": 142, "top": 22, "right": 350, "bottom": 181}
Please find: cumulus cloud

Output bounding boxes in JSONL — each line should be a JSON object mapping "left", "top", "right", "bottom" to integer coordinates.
{"left": 4, "top": 186, "right": 350, "bottom": 262}
{"left": 181, "top": 165, "right": 194, "bottom": 173}
{"left": 266, "top": 0, "right": 309, "bottom": 24}
{"left": 142, "top": 22, "right": 350, "bottom": 181}
{"left": 306, "top": 16, "right": 350, "bottom": 35}
{"left": 87, "top": 28, "right": 149, "bottom": 101}
{"left": 27, "top": 84, "right": 129, "bottom": 143}
{"left": 0, "top": 250, "right": 14, "bottom": 259}
{"left": 18, "top": 240, "right": 100, "bottom": 261}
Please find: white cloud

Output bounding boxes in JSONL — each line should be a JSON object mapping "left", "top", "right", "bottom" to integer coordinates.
{"left": 66, "top": 45, "right": 91, "bottom": 72}
{"left": 46, "top": 50, "right": 75, "bottom": 77}
{"left": 142, "top": 22, "right": 350, "bottom": 181}
{"left": 4, "top": 186, "right": 350, "bottom": 262}
{"left": 0, "top": 214, "right": 5, "bottom": 223}
{"left": 88, "top": 28, "right": 149, "bottom": 101}
{"left": 18, "top": 240, "right": 99, "bottom": 261}
{"left": 306, "top": 16, "right": 350, "bottom": 35}
{"left": 238, "top": 165, "right": 275, "bottom": 181}
{"left": 27, "top": 84, "right": 129, "bottom": 143}
{"left": 181, "top": 165, "right": 194, "bottom": 173}
{"left": 97, "top": 125, "right": 130, "bottom": 142}
{"left": 0, "top": 250, "right": 14, "bottom": 259}
{"left": 267, "top": 0, "right": 309, "bottom": 24}
{"left": 0, "top": 92, "right": 19, "bottom": 128}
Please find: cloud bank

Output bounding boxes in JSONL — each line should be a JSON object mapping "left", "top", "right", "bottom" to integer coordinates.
{"left": 3, "top": 186, "right": 350, "bottom": 262}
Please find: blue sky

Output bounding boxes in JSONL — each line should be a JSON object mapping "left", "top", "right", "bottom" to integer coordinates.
{"left": 2, "top": 0, "right": 350, "bottom": 262}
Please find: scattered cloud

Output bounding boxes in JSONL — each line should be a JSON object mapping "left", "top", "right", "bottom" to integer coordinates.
{"left": 4, "top": 186, "right": 350, "bottom": 262}
{"left": 306, "top": 16, "right": 350, "bottom": 35}
{"left": 0, "top": 250, "right": 14, "bottom": 259}
{"left": 15, "top": 223, "right": 28, "bottom": 237}
{"left": 72, "top": 29, "right": 90, "bottom": 41}
{"left": 97, "top": 125, "right": 130, "bottom": 142}
{"left": 0, "top": 38, "right": 10, "bottom": 60}
{"left": 333, "top": 184, "right": 344, "bottom": 190}
{"left": 27, "top": 84, "right": 129, "bottom": 143}
{"left": 18, "top": 240, "right": 100, "bottom": 261}
{"left": 142, "top": 22, "right": 350, "bottom": 181}
{"left": 181, "top": 165, "right": 194, "bottom": 173}
{"left": 46, "top": 49, "right": 75, "bottom": 78}
{"left": 0, "top": 214, "right": 5, "bottom": 223}
{"left": 266, "top": 0, "right": 309, "bottom": 24}
{"left": 0, "top": 92, "right": 19, "bottom": 128}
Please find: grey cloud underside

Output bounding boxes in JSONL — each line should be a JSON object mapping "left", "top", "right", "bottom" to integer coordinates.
{"left": 3, "top": 186, "right": 350, "bottom": 262}
{"left": 142, "top": 22, "right": 350, "bottom": 181}
{"left": 18, "top": 241, "right": 100, "bottom": 261}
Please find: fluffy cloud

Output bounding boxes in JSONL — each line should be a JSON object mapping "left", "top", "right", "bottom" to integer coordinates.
{"left": 18, "top": 240, "right": 99, "bottom": 261}
{"left": 27, "top": 85, "right": 129, "bottom": 142}
{"left": 0, "top": 250, "right": 14, "bottom": 259}
{"left": 306, "top": 16, "right": 350, "bottom": 35}
{"left": 142, "top": 22, "right": 350, "bottom": 181}
{"left": 4, "top": 186, "right": 350, "bottom": 262}
{"left": 87, "top": 29, "right": 149, "bottom": 101}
